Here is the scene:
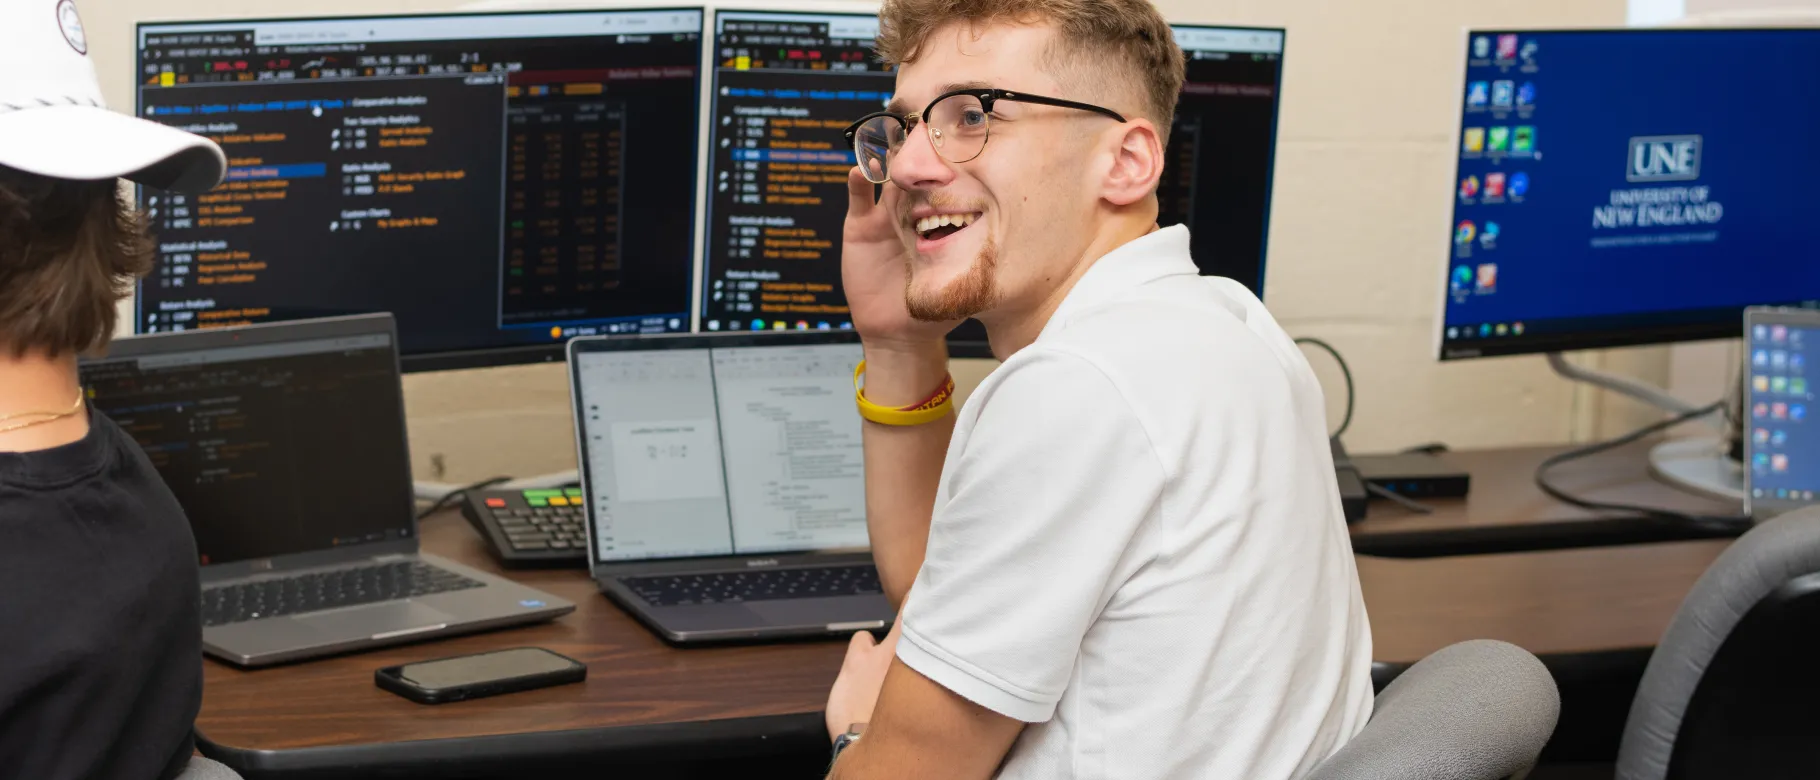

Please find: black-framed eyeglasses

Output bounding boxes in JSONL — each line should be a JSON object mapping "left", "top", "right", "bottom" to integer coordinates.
{"left": 842, "top": 88, "right": 1127, "bottom": 184}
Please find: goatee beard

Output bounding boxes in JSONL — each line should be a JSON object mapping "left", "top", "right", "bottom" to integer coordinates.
{"left": 905, "top": 234, "right": 998, "bottom": 322}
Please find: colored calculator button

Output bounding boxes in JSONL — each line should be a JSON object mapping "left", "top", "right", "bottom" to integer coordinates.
{"left": 548, "top": 496, "right": 570, "bottom": 507}
{"left": 528, "top": 498, "right": 549, "bottom": 507}
{"left": 564, "top": 488, "right": 583, "bottom": 498}
{"left": 484, "top": 497, "right": 507, "bottom": 508}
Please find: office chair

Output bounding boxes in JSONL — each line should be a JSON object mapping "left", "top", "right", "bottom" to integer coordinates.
{"left": 1616, "top": 506, "right": 1820, "bottom": 780}
{"left": 175, "top": 756, "right": 242, "bottom": 780}
{"left": 1308, "top": 639, "right": 1560, "bottom": 780}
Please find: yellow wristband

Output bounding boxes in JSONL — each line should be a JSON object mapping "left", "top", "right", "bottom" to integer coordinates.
{"left": 854, "top": 360, "right": 955, "bottom": 426}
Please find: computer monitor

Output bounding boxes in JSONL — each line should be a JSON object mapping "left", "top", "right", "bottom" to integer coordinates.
{"left": 133, "top": 9, "right": 706, "bottom": 371}
{"left": 696, "top": 12, "right": 1285, "bottom": 356}
{"left": 1437, "top": 28, "right": 1820, "bottom": 360}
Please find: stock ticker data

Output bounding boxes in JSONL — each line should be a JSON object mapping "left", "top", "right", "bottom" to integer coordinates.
{"left": 134, "top": 11, "right": 705, "bottom": 368}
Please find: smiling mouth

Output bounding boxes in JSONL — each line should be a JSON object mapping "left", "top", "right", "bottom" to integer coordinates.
{"left": 914, "top": 212, "right": 981, "bottom": 242}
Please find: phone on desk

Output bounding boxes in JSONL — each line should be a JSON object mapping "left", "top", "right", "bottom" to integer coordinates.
{"left": 376, "top": 647, "right": 585, "bottom": 704}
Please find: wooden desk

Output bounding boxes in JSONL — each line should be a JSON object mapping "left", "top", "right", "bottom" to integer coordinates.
{"left": 1349, "top": 441, "right": 1744, "bottom": 557}
{"left": 197, "top": 508, "right": 1732, "bottom": 777}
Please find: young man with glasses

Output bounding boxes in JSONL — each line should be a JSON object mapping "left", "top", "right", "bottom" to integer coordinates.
{"left": 822, "top": 0, "right": 1373, "bottom": 777}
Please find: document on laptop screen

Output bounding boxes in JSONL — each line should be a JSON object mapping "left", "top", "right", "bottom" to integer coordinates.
{"left": 713, "top": 344, "right": 869, "bottom": 554}
{"left": 576, "top": 340, "right": 868, "bottom": 562}
{"left": 578, "top": 349, "right": 736, "bottom": 561}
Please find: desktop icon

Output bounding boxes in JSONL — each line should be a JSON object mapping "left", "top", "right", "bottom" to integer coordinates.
{"left": 1481, "top": 222, "right": 1501, "bottom": 248}
{"left": 1756, "top": 375, "right": 1772, "bottom": 393}
{"left": 706, "top": 320, "right": 721, "bottom": 331}
{"left": 817, "top": 321, "right": 832, "bottom": 330}
{"left": 1496, "top": 34, "right": 1519, "bottom": 60}
{"left": 1773, "top": 325, "right": 1789, "bottom": 343}
{"left": 1488, "top": 126, "right": 1511, "bottom": 152}
{"left": 727, "top": 320, "right": 743, "bottom": 331}
{"left": 1774, "top": 376, "right": 1790, "bottom": 394}
{"left": 1451, "top": 265, "right": 1475, "bottom": 290}
{"left": 772, "top": 320, "right": 787, "bottom": 331}
{"left": 1794, "top": 378, "right": 1809, "bottom": 395}
{"left": 1455, "top": 220, "right": 1477, "bottom": 245}
{"left": 1463, "top": 127, "right": 1485, "bottom": 153}
{"left": 1755, "top": 324, "right": 1770, "bottom": 341}
{"left": 1756, "top": 428, "right": 1771, "bottom": 445}
{"left": 1495, "top": 323, "right": 1509, "bottom": 336}
{"left": 1754, "top": 453, "right": 1771, "bottom": 469}
{"left": 1774, "top": 402, "right": 1789, "bottom": 420}
{"left": 549, "top": 326, "right": 563, "bottom": 340}
{"left": 1512, "top": 322, "right": 1525, "bottom": 335}
{"left": 1484, "top": 172, "right": 1507, "bottom": 198}
{"left": 1508, "top": 172, "right": 1530, "bottom": 198}
{"left": 1477, "top": 263, "right": 1498, "bottom": 292}
{"left": 1793, "top": 354, "right": 1808, "bottom": 371}
{"left": 795, "top": 320, "right": 809, "bottom": 330}
{"left": 1755, "top": 402, "right": 1770, "bottom": 419}
{"left": 1520, "top": 40, "right": 1539, "bottom": 61}
{"left": 1512, "top": 126, "right": 1535, "bottom": 153}
{"left": 1778, "top": 489, "right": 1790, "bottom": 499}
{"left": 1774, "top": 351, "right": 1789, "bottom": 369}
{"left": 1795, "top": 404, "right": 1809, "bottom": 421}
{"left": 1447, "top": 327, "right": 1459, "bottom": 339}
{"left": 1491, "top": 80, "right": 1515, "bottom": 108}
{"left": 1472, "top": 36, "right": 1491, "bottom": 59}
{"left": 1773, "top": 454, "right": 1790, "bottom": 473}
{"left": 1516, "top": 82, "right": 1536, "bottom": 106}
{"left": 1459, "top": 175, "right": 1481, "bottom": 199}
{"left": 751, "top": 319, "right": 766, "bottom": 331}
{"left": 1773, "top": 430, "right": 1789, "bottom": 447}
{"left": 1480, "top": 323, "right": 1492, "bottom": 337}
{"left": 1466, "top": 81, "right": 1490, "bottom": 108}
{"left": 1755, "top": 349, "right": 1771, "bottom": 367}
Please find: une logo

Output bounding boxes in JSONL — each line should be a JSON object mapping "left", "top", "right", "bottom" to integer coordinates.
{"left": 1627, "top": 135, "right": 1702, "bottom": 182}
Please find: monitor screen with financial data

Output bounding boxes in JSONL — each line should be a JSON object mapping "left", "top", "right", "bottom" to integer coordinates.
{"left": 133, "top": 10, "right": 706, "bottom": 371}
{"left": 569, "top": 333, "right": 868, "bottom": 563}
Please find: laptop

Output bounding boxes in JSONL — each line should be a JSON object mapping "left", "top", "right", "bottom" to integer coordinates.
{"left": 1744, "top": 306, "right": 1820, "bottom": 522}
{"left": 81, "top": 314, "right": 574, "bottom": 667}
{"left": 567, "top": 331, "right": 893, "bottom": 644}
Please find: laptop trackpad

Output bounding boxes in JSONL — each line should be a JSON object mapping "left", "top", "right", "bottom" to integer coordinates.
{"left": 298, "top": 602, "right": 455, "bottom": 639}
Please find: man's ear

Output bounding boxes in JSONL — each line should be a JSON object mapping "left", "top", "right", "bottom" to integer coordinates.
{"left": 1101, "top": 118, "right": 1164, "bottom": 207}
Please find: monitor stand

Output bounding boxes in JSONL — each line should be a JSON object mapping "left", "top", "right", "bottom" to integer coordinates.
{"left": 1548, "top": 353, "right": 1743, "bottom": 502}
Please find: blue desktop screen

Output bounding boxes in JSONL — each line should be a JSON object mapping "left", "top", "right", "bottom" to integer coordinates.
{"left": 1746, "top": 321, "right": 1820, "bottom": 503}
{"left": 1438, "top": 29, "right": 1820, "bottom": 359}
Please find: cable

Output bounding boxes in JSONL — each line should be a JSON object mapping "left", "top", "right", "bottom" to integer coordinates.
{"left": 1295, "top": 337, "right": 1354, "bottom": 439}
{"left": 415, "top": 475, "right": 512, "bottom": 521}
{"left": 1364, "top": 482, "right": 1435, "bottom": 514}
{"left": 1534, "top": 401, "right": 1750, "bottom": 533}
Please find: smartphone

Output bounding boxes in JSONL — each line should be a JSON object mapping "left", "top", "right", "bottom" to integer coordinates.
{"left": 375, "top": 647, "right": 585, "bottom": 704}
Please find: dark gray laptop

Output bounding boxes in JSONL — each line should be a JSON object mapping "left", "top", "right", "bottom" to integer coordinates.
{"left": 82, "top": 314, "right": 573, "bottom": 666}
{"left": 567, "top": 331, "right": 893, "bottom": 644}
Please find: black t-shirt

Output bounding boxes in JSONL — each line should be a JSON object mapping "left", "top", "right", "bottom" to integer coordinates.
{"left": 0, "top": 409, "right": 201, "bottom": 780}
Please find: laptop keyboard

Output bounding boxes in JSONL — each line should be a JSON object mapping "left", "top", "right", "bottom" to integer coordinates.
{"left": 622, "top": 565, "right": 882, "bottom": 607}
{"left": 201, "top": 561, "right": 485, "bottom": 628}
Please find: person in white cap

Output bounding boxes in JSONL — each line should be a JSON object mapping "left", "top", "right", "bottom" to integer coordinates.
{"left": 0, "top": 2, "right": 227, "bottom": 778}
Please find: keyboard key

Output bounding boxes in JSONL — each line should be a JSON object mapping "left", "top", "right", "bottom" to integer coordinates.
{"left": 621, "top": 566, "right": 880, "bottom": 608}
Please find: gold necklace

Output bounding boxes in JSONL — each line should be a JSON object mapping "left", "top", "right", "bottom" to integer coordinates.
{"left": 0, "top": 392, "right": 85, "bottom": 434}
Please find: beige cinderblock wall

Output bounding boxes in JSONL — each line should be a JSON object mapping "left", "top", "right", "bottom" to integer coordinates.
{"left": 92, "top": 0, "right": 1662, "bottom": 485}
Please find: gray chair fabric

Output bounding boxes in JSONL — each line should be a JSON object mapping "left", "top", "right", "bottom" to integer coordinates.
{"left": 1615, "top": 506, "right": 1820, "bottom": 780}
{"left": 173, "top": 756, "right": 242, "bottom": 780}
{"left": 1308, "top": 639, "right": 1560, "bottom": 780}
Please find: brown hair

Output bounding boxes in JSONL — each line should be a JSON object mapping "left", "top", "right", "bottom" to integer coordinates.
{"left": 875, "top": 0, "right": 1185, "bottom": 136}
{"left": 0, "top": 165, "right": 154, "bottom": 357}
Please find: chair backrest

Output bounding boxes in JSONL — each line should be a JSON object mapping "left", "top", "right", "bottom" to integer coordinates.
{"left": 1616, "top": 507, "right": 1820, "bottom": 780}
{"left": 174, "top": 756, "right": 243, "bottom": 780}
{"left": 1307, "top": 639, "right": 1560, "bottom": 780}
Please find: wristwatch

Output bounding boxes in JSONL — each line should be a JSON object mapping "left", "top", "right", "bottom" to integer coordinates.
{"left": 831, "top": 723, "right": 867, "bottom": 764}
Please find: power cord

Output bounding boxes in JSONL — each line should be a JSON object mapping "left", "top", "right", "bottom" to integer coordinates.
{"left": 1364, "top": 482, "right": 1435, "bottom": 514}
{"left": 1535, "top": 401, "right": 1751, "bottom": 533}
{"left": 1295, "top": 337, "right": 1354, "bottom": 439}
{"left": 415, "top": 475, "right": 512, "bottom": 520}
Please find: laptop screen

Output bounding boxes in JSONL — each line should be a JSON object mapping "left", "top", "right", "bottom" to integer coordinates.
{"left": 81, "top": 326, "right": 414, "bottom": 566}
{"left": 572, "top": 338, "right": 867, "bottom": 562}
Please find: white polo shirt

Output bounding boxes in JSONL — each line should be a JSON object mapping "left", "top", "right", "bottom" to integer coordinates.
{"left": 897, "top": 225, "right": 1373, "bottom": 780}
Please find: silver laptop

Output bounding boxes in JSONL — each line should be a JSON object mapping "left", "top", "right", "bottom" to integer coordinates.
{"left": 82, "top": 314, "right": 573, "bottom": 667}
{"left": 567, "top": 331, "right": 893, "bottom": 644}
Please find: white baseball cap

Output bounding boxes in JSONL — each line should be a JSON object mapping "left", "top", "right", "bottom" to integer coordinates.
{"left": 0, "top": 0, "right": 225, "bottom": 192}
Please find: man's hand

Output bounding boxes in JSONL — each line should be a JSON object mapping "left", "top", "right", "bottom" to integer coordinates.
{"left": 841, "top": 167, "right": 951, "bottom": 350}
{"left": 826, "top": 617, "right": 902, "bottom": 741}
